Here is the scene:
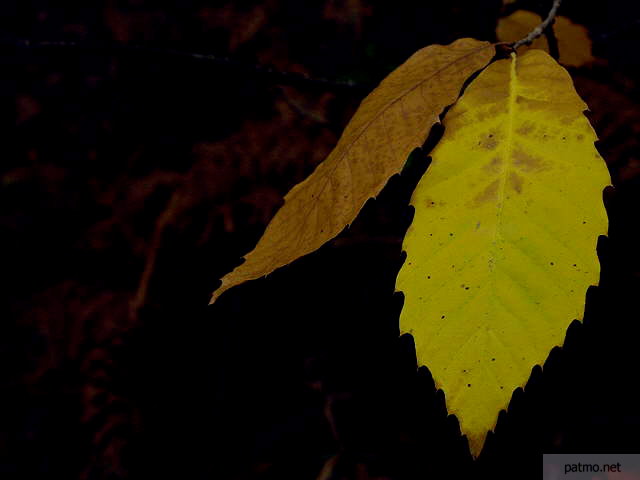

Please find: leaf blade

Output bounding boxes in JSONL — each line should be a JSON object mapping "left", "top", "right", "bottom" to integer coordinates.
{"left": 211, "top": 38, "right": 495, "bottom": 303}
{"left": 496, "top": 11, "right": 595, "bottom": 67}
{"left": 396, "top": 50, "right": 610, "bottom": 457}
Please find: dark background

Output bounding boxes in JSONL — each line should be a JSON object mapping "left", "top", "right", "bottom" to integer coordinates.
{"left": 6, "top": 0, "right": 640, "bottom": 478}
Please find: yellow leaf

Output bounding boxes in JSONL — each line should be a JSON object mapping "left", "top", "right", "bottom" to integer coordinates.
{"left": 395, "top": 50, "right": 610, "bottom": 457}
{"left": 497, "top": 11, "right": 595, "bottom": 67}
{"left": 210, "top": 38, "right": 494, "bottom": 303}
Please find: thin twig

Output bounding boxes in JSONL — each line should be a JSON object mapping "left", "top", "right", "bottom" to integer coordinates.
{"left": 511, "top": 0, "right": 562, "bottom": 50}
{"left": 538, "top": 2, "right": 560, "bottom": 60}
{"left": 13, "top": 38, "right": 372, "bottom": 93}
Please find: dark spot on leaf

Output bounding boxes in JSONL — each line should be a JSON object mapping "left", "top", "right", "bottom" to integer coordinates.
{"left": 470, "top": 179, "right": 500, "bottom": 207}
{"left": 483, "top": 156, "right": 502, "bottom": 174}
{"left": 509, "top": 172, "right": 523, "bottom": 193}
{"left": 516, "top": 122, "right": 535, "bottom": 136}
{"left": 513, "top": 149, "right": 546, "bottom": 172}
{"left": 478, "top": 132, "right": 498, "bottom": 150}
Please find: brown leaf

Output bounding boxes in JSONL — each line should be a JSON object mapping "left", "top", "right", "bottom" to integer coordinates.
{"left": 496, "top": 11, "right": 595, "bottom": 68}
{"left": 210, "top": 38, "right": 495, "bottom": 303}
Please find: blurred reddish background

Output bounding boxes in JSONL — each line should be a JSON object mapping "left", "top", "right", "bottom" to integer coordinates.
{"left": 7, "top": 1, "right": 640, "bottom": 479}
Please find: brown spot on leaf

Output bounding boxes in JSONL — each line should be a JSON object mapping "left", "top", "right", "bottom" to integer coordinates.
{"left": 516, "top": 122, "right": 535, "bottom": 136}
{"left": 513, "top": 149, "right": 546, "bottom": 172}
{"left": 483, "top": 156, "right": 502, "bottom": 174}
{"left": 476, "top": 110, "right": 489, "bottom": 122}
{"left": 477, "top": 104, "right": 508, "bottom": 121}
{"left": 509, "top": 172, "right": 523, "bottom": 193}
{"left": 470, "top": 179, "right": 499, "bottom": 207}
{"left": 490, "top": 103, "right": 508, "bottom": 116}
{"left": 515, "top": 95, "right": 542, "bottom": 110}
{"left": 478, "top": 132, "right": 499, "bottom": 150}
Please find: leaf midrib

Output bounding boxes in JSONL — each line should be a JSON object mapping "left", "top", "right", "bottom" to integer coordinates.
{"left": 489, "top": 53, "right": 518, "bottom": 310}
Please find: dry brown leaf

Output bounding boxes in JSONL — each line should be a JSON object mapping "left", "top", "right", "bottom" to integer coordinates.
{"left": 496, "top": 11, "right": 595, "bottom": 68}
{"left": 210, "top": 38, "right": 495, "bottom": 303}
{"left": 554, "top": 16, "right": 596, "bottom": 68}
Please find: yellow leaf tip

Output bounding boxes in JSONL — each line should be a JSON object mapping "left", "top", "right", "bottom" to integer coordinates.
{"left": 466, "top": 430, "right": 490, "bottom": 459}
